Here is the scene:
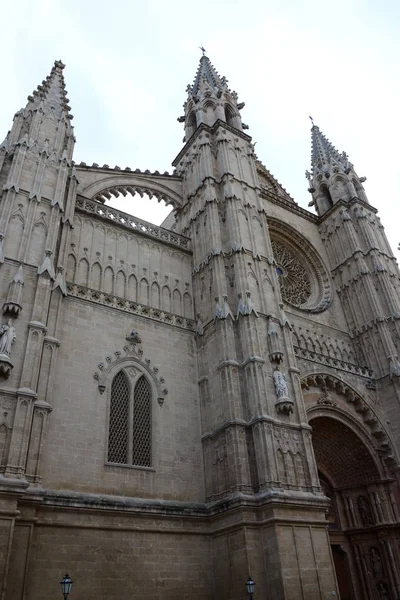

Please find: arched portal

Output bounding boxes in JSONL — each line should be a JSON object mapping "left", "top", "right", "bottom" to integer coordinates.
{"left": 306, "top": 406, "right": 400, "bottom": 600}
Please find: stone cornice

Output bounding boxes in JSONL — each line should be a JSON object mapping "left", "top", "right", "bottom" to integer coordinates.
{"left": 331, "top": 248, "right": 397, "bottom": 274}
{"left": 318, "top": 197, "right": 378, "bottom": 222}
{"left": 294, "top": 345, "right": 372, "bottom": 378}
{"left": 201, "top": 416, "right": 312, "bottom": 443}
{"left": 260, "top": 189, "right": 319, "bottom": 223}
{"left": 66, "top": 283, "right": 195, "bottom": 333}
{"left": 172, "top": 120, "right": 252, "bottom": 166}
{"left": 22, "top": 487, "right": 329, "bottom": 523}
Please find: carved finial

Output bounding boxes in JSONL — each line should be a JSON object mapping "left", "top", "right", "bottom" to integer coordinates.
{"left": 199, "top": 45, "right": 207, "bottom": 56}
{"left": 309, "top": 115, "right": 315, "bottom": 127}
{"left": 126, "top": 329, "right": 142, "bottom": 345}
{"left": 37, "top": 249, "right": 55, "bottom": 280}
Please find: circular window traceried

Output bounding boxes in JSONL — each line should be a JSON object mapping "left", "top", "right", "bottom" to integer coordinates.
{"left": 272, "top": 240, "right": 312, "bottom": 307}
{"left": 268, "top": 221, "right": 332, "bottom": 313}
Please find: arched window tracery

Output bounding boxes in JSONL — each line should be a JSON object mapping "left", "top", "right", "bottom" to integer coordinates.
{"left": 107, "top": 370, "right": 152, "bottom": 468}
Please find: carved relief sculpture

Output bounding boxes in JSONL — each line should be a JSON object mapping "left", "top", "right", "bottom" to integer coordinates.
{"left": 273, "top": 368, "right": 294, "bottom": 414}
{"left": 0, "top": 319, "right": 16, "bottom": 378}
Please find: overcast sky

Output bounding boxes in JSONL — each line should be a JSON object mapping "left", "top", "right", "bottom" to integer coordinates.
{"left": 2, "top": 0, "right": 400, "bottom": 256}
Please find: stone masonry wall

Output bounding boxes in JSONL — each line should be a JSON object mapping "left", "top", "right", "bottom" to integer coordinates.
{"left": 42, "top": 296, "right": 204, "bottom": 501}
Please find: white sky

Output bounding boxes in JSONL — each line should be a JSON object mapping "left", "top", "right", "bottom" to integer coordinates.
{"left": 2, "top": 0, "right": 400, "bottom": 255}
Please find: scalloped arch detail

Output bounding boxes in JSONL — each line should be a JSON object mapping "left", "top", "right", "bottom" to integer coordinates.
{"left": 77, "top": 170, "right": 183, "bottom": 209}
{"left": 93, "top": 343, "right": 168, "bottom": 405}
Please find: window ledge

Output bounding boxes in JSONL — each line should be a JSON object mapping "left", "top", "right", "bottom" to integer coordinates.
{"left": 105, "top": 462, "right": 155, "bottom": 472}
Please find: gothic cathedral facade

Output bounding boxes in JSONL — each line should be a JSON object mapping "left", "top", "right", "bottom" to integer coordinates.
{"left": 0, "top": 57, "right": 399, "bottom": 600}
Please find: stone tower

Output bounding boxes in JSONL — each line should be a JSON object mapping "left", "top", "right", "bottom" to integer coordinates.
{"left": 0, "top": 57, "right": 398, "bottom": 600}
{"left": 173, "top": 55, "right": 337, "bottom": 597}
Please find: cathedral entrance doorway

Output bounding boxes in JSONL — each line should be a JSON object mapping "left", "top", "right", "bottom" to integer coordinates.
{"left": 308, "top": 415, "right": 399, "bottom": 600}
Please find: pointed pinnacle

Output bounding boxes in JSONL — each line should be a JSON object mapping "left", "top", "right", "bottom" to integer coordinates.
{"left": 190, "top": 54, "right": 228, "bottom": 96}
{"left": 25, "top": 59, "right": 73, "bottom": 120}
{"left": 310, "top": 121, "right": 348, "bottom": 173}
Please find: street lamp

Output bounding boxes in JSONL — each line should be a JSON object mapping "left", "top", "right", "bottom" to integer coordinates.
{"left": 246, "top": 576, "right": 255, "bottom": 599}
{"left": 60, "top": 573, "right": 73, "bottom": 600}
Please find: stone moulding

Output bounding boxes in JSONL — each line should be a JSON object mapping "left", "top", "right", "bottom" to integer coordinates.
{"left": 294, "top": 345, "right": 372, "bottom": 378}
{"left": 301, "top": 373, "right": 397, "bottom": 468}
{"left": 66, "top": 282, "right": 196, "bottom": 332}
{"left": 75, "top": 197, "right": 191, "bottom": 251}
{"left": 268, "top": 218, "right": 333, "bottom": 314}
{"left": 93, "top": 343, "right": 168, "bottom": 406}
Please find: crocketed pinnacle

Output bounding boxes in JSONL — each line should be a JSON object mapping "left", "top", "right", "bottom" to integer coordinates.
{"left": 25, "top": 59, "right": 73, "bottom": 121}
{"left": 310, "top": 123, "right": 349, "bottom": 174}
{"left": 190, "top": 55, "right": 229, "bottom": 96}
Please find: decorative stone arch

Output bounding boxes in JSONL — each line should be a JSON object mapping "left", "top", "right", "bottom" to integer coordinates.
{"left": 267, "top": 218, "right": 333, "bottom": 313}
{"left": 301, "top": 372, "right": 398, "bottom": 472}
{"left": 76, "top": 167, "right": 183, "bottom": 209}
{"left": 301, "top": 371, "right": 400, "bottom": 600}
{"left": 93, "top": 341, "right": 168, "bottom": 407}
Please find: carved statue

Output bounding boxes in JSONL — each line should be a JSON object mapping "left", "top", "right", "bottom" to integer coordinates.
{"left": 195, "top": 313, "right": 204, "bottom": 337}
{"left": 369, "top": 547, "right": 383, "bottom": 578}
{"left": 0, "top": 320, "right": 16, "bottom": 356}
{"left": 357, "top": 495, "right": 374, "bottom": 526}
{"left": 273, "top": 369, "right": 289, "bottom": 400}
{"left": 377, "top": 582, "right": 389, "bottom": 600}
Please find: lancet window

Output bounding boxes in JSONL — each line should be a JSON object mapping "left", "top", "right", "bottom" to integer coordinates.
{"left": 107, "top": 370, "right": 152, "bottom": 467}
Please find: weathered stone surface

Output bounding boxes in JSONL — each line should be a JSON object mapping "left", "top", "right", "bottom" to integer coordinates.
{"left": 0, "top": 56, "right": 398, "bottom": 600}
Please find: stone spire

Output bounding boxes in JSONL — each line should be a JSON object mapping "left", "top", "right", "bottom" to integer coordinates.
{"left": 179, "top": 54, "right": 247, "bottom": 141}
{"left": 310, "top": 122, "right": 350, "bottom": 176}
{"left": 306, "top": 120, "right": 368, "bottom": 215}
{"left": 1, "top": 60, "right": 75, "bottom": 163}
{"left": 191, "top": 54, "right": 228, "bottom": 96}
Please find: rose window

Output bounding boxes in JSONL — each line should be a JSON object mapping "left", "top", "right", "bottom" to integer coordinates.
{"left": 271, "top": 240, "right": 312, "bottom": 307}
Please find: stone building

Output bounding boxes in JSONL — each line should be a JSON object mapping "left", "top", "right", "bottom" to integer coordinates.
{"left": 0, "top": 55, "right": 399, "bottom": 600}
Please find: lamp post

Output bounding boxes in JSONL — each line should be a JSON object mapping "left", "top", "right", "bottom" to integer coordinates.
{"left": 60, "top": 573, "right": 73, "bottom": 600}
{"left": 246, "top": 576, "right": 255, "bottom": 600}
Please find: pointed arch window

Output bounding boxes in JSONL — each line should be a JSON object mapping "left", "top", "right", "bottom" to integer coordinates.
{"left": 107, "top": 371, "right": 152, "bottom": 467}
{"left": 224, "top": 104, "right": 235, "bottom": 127}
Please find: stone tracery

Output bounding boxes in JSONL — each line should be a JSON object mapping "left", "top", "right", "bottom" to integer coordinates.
{"left": 268, "top": 219, "right": 332, "bottom": 313}
{"left": 271, "top": 239, "right": 311, "bottom": 307}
